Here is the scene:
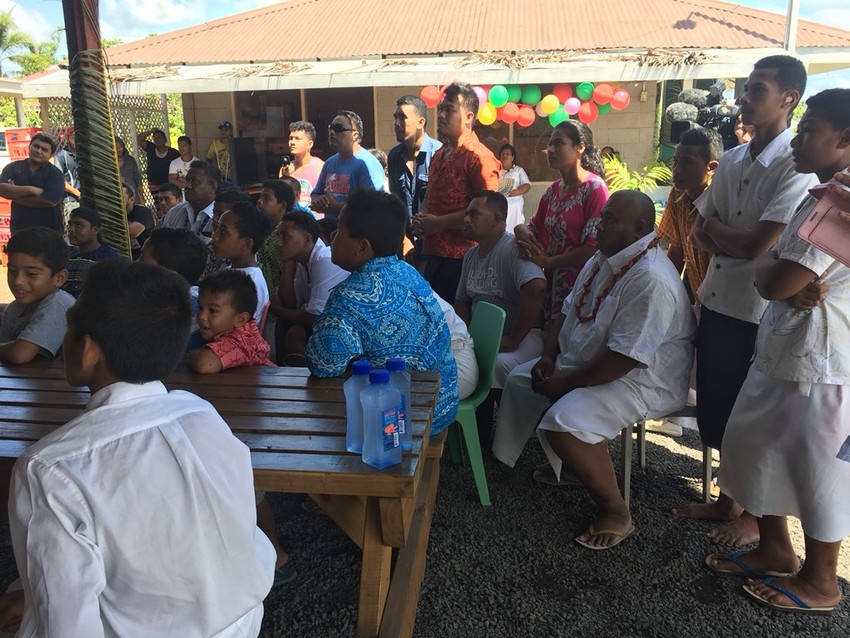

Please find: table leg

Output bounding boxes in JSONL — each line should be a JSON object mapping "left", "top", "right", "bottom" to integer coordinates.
{"left": 356, "top": 496, "right": 392, "bottom": 638}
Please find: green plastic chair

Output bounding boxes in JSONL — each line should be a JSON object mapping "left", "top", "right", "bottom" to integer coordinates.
{"left": 447, "top": 301, "right": 506, "bottom": 507}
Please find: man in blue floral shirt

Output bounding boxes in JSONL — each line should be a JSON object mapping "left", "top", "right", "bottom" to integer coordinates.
{"left": 305, "top": 189, "right": 458, "bottom": 434}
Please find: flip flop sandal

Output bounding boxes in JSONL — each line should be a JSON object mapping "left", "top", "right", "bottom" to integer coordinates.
{"left": 743, "top": 578, "right": 836, "bottom": 615}
{"left": 574, "top": 523, "right": 636, "bottom": 551}
{"left": 705, "top": 548, "right": 797, "bottom": 578}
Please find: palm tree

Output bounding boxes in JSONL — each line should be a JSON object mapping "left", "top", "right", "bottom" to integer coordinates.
{"left": 0, "top": 9, "right": 34, "bottom": 77}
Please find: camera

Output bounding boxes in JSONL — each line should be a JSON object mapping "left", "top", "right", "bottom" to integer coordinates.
{"left": 666, "top": 87, "right": 741, "bottom": 150}
{"left": 280, "top": 153, "right": 295, "bottom": 167}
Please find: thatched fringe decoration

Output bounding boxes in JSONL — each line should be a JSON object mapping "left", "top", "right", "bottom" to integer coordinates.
{"left": 68, "top": 47, "right": 131, "bottom": 259}
{"left": 457, "top": 49, "right": 709, "bottom": 70}
{"left": 219, "top": 62, "right": 309, "bottom": 78}
{"left": 109, "top": 65, "right": 177, "bottom": 83}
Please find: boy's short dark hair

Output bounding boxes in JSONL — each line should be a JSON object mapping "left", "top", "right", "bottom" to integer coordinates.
{"left": 189, "top": 160, "right": 221, "bottom": 186}
{"left": 214, "top": 188, "right": 251, "bottom": 206}
{"left": 753, "top": 55, "right": 807, "bottom": 104}
{"left": 227, "top": 201, "right": 272, "bottom": 251}
{"left": 30, "top": 132, "right": 57, "bottom": 154}
{"left": 344, "top": 189, "right": 406, "bottom": 258}
{"left": 158, "top": 182, "right": 183, "bottom": 200}
{"left": 70, "top": 205, "right": 102, "bottom": 228}
{"left": 198, "top": 269, "right": 258, "bottom": 317}
{"left": 281, "top": 210, "right": 321, "bottom": 244}
{"left": 443, "top": 82, "right": 479, "bottom": 114}
{"left": 289, "top": 120, "right": 317, "bottom": 142}
{"left": 177, "top": 135, "right": 192, "bottom": 146}
{"left": 4, "top": 227, "right": 69, "bottom": 274}
{"left": 71, "top": 261, "right": 191, "bottom": 382}
{"left": 396, "top": 95, "right": 428, "bottom": 122}
{"left": 280, "top": 175, "right": 301, "bottom": 200}
{"left": 805, "top": 88, "right": 850, "bottom": 131}
{"left": 122, "top": 181, "right": 135, "bottom": 198}
{"left": 145, "top": 228, "right": 208, "bottom": 285}
{"left": 678, "top": 128, "right": 724, "bottom": 163}
{"left": 470, "top": 189, "right": 508, "bottom": 221}
{"left": 262, "top": 179, "right": 296, "bottom": 212}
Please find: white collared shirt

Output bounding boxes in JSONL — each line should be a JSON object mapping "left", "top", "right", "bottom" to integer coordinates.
{"left": 10, "top": 381, "right": 275, "bottom": 638}
{"left": 697, "top": 129, "right": 818, "bottom": 323}
{"left": 755, "top": 182, "right": 850, "bottom": 384}
{"left": 294, "top": 238, "right": 350, "bottom": 315}
{"left": 557, "top": 232, "right": 696, "bottom": 415}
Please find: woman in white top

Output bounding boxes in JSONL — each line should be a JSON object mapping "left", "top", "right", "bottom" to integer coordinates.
{"left": 498, "top": 144, "right": 531, "bottom": 233}
{"left": 706, "top": 92, "right": 850, "bottom": 615}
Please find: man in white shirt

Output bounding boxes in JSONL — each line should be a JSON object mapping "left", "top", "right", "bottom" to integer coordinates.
{"left": 162, "top": 160, "right": 220, "bottom": 245}
{"left": 168, "top": 135, "right": 199, "bottom": 189}
{"left": 494, "top": 191, "right": 695, "bottom": 550}
{"left": 673, "top": 55, "right": 818, "bottom": 547}
{"left": 274, "top": 210, "right": 349, "bottom": 365}
{"left": 0, "top": 261, "right": 274, "bottom": 637}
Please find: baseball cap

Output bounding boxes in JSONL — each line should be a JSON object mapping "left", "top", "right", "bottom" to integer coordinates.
{"left": 70, "top": 205, "right": 102, "bottom": 228}
{"left": 218, "top": 121, "right": 233, "bottom": 129}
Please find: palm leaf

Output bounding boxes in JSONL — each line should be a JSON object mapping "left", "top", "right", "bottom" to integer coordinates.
{"left": 65, "top": 3, "right": 130, "bottom": 258}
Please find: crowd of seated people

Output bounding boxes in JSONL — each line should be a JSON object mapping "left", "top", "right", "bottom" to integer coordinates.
{"left": 0, "top": 56, "right": 849, "bottom": 632}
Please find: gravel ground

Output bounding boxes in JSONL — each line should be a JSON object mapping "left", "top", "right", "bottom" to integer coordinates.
{"left": 0, "top": 429, "right": 848, "bottom": 637}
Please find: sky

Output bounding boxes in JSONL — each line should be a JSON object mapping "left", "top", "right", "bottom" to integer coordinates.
{"left": 3, "top": 0, "right": 849, "bottom": 93}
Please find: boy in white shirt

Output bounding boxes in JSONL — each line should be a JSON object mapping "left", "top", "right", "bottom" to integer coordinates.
{"left": 211, "top": 200, "right": 272, "bottom": 325}
{"left": 0, "top": 261, "right": 274, "bottom": 637}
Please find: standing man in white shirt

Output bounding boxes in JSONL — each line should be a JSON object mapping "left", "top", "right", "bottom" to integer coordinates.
{"left": 168, "top": 135, "right": 199, "bottom": 190}
{"left": 672, "top": 55, "right": 818, "bottom": 547}
{"left": 0, "top": 261, "right": 274, "bottom": 637}
{"left": 493, "top": 191, "right": 695, "bottom": 549}
{"left": 274, "top": 209, "right": 349, "bottom": 365}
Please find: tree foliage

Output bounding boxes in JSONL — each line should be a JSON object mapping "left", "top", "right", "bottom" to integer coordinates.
{"left": 10, "top": 29, "right": 61, "bottom": 77}
{"left": 0, "top": 8, "right": 33, "bottom": 76}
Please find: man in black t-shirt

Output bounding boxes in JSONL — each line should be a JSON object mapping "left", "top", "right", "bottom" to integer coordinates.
{"left": 136, "top": 128, "right": 179, "bottom": 196}
{"left": 0, "top": 132, "right": 65, "bottom": 234}
{"left": 122, "top": 182, "right": 155, "bottom": 260}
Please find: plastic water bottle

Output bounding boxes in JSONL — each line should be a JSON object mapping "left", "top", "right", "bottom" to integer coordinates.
{"left": 344, "top": 359, "right": 372, "bottom": 453}
{"left": 386, "top": 358, "right": 412, "bottom": 451}
{"left": 361, "top": 370, "right": 402, "bottom": 469}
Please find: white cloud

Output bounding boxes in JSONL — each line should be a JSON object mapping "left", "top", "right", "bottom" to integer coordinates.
{"left": 1, "top": 0, "right": 60, "bottom": 42}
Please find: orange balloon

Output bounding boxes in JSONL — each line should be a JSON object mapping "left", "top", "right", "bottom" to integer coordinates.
{"left": 592, "top": 83, "right": 614, "bottom": 105}
{"left": 552, "top": 84, "right": 573, "bottom": 102}
{"left": 517, "top": 105, "right": 536, "bottom": 127}
{"left": 501, "top": 102, "right": 520, "bottom": 124}
{"left": 420, "top": 86, "right": 440, "bottom": 108}
{"left": 578, "top": 101, "right": 599, "bottom": 124}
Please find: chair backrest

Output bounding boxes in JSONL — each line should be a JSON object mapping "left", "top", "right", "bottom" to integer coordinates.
{"left": 464, "top": 301, "right": 506, "bottom": 406}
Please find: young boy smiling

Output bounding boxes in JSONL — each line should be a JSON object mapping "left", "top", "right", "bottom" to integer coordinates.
{"left": 211, "top": 201, "right": 272, "bottom": 325}
{"left": 0, "top": 227, "right": 75, "bottom": 364}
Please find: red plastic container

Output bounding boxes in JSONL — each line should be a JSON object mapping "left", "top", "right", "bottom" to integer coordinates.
{"left": 5, "top": 127, "right": 42, "bottom": 160}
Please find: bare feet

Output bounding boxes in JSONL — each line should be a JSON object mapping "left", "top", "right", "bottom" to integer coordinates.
{"left": 575, "top": 511, "right": 634, "bottom": 550}
{"left": 707, "top": 511, "right": 760, "bottom": 547}
{"left": 705, "top": 546, "right": 800, "bottom": 577}
{"left": 744, "top": 575, "right": 841, "bottom": 612}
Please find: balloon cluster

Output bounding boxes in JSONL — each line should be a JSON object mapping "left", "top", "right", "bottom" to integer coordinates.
{"left": 418, "top": 83, "right": 632, "bottom": 128}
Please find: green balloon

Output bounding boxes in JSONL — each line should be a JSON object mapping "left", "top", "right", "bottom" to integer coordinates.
{"left": 597, "top": 102, "right": 612, "bottom": 115}
{"left": 489, "top": 85, "right": 509, "bottom": 108}
{"left": 506, "top": 85, "right": 522, "bottom": 103}
{"left": 549, "top": 106, "right": 568, "bottom": 127}
{"left": 521, "top": 85, "right": 542, "bottom": 105}
{"left": 576, "top": 82, "right": 595, "bottom": 101}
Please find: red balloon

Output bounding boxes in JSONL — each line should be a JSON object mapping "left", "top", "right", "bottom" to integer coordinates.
{"left": 420, "top": 86, "right": 440, "bottom": 108}
{"left": 578, "top": 101, "right": 599, "bottom": 124}
{"left": 592, "top": 83, "right": 614, "bottom": 105}
{"left": 517, "top": 105, "right": 536, "bottom": 127}
{"left": 495, "top": 105, "right": 506, "bottom": 120}
{"left": 501, "top": 102, "right": 520, "bottom": 124}
{"left": 611, "top": 89, "right": 631, "bottom": 110}
{"left": 552, "top": 84, "right": 573, "bottom": 103}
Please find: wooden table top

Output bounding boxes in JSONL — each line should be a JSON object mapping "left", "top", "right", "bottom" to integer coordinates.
{"left": 0, "top": 360, "right": 440, "bottom": 498}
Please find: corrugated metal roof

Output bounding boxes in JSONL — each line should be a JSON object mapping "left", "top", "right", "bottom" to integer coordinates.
{"left": 104, "top": 0, "right": 850, "bottom": 67}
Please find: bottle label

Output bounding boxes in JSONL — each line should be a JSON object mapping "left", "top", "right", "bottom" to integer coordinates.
{"left": 382, "top": 407, "right": 400, "bottom": 451}
{"left": 397, "top": 397, "right": 406, "bottom": 435}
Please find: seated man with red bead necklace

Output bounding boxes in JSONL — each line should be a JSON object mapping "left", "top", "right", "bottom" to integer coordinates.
{"left": 493, "top": 190, "right": 695, "bottom": 550}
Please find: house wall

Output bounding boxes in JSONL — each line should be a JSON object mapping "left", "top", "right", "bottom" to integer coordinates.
{"left": 182, "top": 92, "right": 232, "bottom": 163}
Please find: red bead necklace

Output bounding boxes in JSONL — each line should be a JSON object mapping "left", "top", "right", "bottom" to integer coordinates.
{"left": 574, "top": 238, "right": 659, "bottom": 323}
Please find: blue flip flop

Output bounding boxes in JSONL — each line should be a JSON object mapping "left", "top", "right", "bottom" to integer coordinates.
{"left": 743, "top": 578, "right": 836, "bottom": 615}
{"left": 273, "top": 561, "right": 297, "bottom": 587}
{"left": 705, "top": 548, "right": 797, "bottom": 578}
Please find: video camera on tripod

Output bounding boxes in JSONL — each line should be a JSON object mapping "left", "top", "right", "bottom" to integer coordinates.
{"left": 665, "top": 82, "right": 740, "bottom": 150}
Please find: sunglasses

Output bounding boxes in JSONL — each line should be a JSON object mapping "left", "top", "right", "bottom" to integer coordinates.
{"left": 328, "top": 123, "right": 353, "bottom": 134}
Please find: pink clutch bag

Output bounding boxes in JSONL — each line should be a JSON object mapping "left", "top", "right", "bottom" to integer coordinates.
{"left": 796, "top": 184, "right": 850, "bottom": 268}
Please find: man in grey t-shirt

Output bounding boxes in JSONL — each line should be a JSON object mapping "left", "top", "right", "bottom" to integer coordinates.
{"left": 455, "top": 190, "right": 547, "bottom": 388}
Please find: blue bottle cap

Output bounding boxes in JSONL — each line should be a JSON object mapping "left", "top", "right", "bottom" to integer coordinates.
{"left": 352, "top": 360, "right": 372, "bottom": 375}
{"left": 369, "top": 370, "right": 390, "bottom": 384}
{"left": 386, "top": 358, "right": 406, "bottom": 372}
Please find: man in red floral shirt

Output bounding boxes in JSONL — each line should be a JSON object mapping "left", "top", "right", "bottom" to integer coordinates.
{"left": 412, "top": 82, "right": 501, "bottom": 303}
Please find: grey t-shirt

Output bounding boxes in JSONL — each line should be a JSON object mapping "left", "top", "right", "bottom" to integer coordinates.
{"left": 0, "top": 290, "right": 76, "bottom": 357}
{"left": 456, "top": 232, "right": 545, "bottom": 334}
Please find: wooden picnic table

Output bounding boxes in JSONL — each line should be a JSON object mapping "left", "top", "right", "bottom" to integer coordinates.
{"left": 0, "top": 359, "right": 445, "bottom": 638}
